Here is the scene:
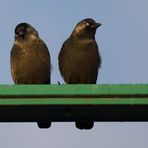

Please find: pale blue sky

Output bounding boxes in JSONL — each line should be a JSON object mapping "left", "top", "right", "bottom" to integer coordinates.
{"left": 0, "top": 0, "right": 148, "bottom": 148}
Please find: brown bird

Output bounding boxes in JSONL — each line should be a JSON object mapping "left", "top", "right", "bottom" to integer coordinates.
{"left": 10, "top": 23, "right": 51, "bottom": 128}
{"left": 58, "top": 18, "right": 102, "bottom": 129}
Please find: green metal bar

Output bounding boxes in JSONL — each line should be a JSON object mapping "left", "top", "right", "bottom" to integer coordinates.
{"left": 0, "top": 84, "right": 148, "bottom": 96}
{"left": 0, "top": 98, "right": 147, "bottom": 105}
{"left": 0, "top": 84, "right": 147, "bottom": 105}
{"left": 0, "top": 84, "right": 147, "bottom": 124}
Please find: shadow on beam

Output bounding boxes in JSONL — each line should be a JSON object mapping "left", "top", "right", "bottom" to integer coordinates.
{"left": 0, "top": 105, "right": 148, "bottom": 122}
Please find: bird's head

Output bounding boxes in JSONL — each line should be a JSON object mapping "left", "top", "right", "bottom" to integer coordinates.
{"left": 72, "top": 18, "right": 101, "bottom": 39}
{"left": 14, "top": 23, "right": 39, "bottom": 41}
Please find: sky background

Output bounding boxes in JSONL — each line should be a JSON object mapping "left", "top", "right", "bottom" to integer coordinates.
{"left": 0, "top": 0, "right": 148, "bottom": 148}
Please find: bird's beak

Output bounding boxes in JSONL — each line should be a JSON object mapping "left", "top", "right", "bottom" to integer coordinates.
{"left": 92, "top": 22, "right": 102, "bottom": 29}
{"left": 95, "top": 22, "right": 102, "bottom": 28}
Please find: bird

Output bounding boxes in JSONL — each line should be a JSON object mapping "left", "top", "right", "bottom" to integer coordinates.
{"left": 10, "top": 23, "right": 51, "bottom": 128}
{"left": 58, "top": 18, "right": 102, "bottom": 130}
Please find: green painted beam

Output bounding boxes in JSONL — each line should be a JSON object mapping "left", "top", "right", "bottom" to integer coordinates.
{"left": 0, "top": 84, "right": 148, "bottom": 95}
{"left": 0, "top": 84, "right": 148, "bottom": 105}
{"left": 0, "top": 98, "right": 148, "bottom": 105}
{"left": 0, "top": 84, "right": 147, "bottom": 123}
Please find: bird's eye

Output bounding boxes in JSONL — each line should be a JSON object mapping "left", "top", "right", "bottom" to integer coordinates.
{"left": 86, "top": 22, "right": 90, "bottom": 27}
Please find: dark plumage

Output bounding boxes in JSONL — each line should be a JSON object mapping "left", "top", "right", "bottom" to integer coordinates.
{"left": 10, "top": 23, "right": 51, "bottom": 128}
{"left": 58, "top": 18, "right": 102, "bottom": 129}
{"left": 11, "top": 23, "right": 51, "bottom": 84}
{"left": 58, "top": 18, "right": 101, "bottom": 84}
